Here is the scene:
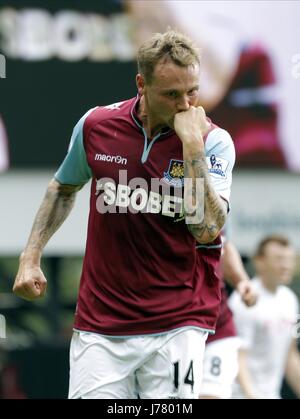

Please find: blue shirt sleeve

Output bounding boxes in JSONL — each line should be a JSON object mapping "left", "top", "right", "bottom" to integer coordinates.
{"left": 55, "top": 109, "right": 96, "bottom": 186}
{"left": 205, "top": 128, "right": 236, "bottom": 203}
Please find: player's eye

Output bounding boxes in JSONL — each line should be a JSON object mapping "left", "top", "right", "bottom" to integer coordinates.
{"left": 188, "top": 88, "right": 198, "bottom": 96}
{"left": 165, "top": 91, "right": 178, "bottom": 98}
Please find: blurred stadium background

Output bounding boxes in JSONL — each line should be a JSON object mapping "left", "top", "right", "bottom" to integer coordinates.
{"left": 0, "top": 0, "right": 300, "bottom": 398}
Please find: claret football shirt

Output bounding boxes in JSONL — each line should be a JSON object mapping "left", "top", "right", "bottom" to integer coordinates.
{"left": 55, "top": 96, "right": 235, "bottom": 336}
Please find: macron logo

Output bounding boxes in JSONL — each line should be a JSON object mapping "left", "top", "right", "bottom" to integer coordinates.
{"left": 95, "top": 153, "right": 127, "bottom": 165}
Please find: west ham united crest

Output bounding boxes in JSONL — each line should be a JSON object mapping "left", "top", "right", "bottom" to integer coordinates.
{"left": 163, "top": 159, "right": 184, "bottom": 187}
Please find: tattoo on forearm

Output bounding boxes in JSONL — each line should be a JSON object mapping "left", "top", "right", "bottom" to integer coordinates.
{"left": 25, "top": 181, "right": 80, "bottom": 253}
{"left": 184, "top": 154, "right": 226, "bottom": 242}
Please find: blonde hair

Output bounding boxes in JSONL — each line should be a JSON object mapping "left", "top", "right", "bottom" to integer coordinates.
{"left": 137, "top": 30, "right": 200, "bottom": 84}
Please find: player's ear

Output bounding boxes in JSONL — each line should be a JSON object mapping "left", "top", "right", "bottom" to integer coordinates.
{"left": 136, "top": 74, "right": 145, "bottom": 96}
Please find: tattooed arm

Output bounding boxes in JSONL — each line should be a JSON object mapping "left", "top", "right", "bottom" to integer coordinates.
{"left": 184, "top": 153, "right": 227, "bottom": 243}
{"left": 13, "top": 179, "right": 82, "bottom": 301}
{"left": 175, "top": 106, "right": 227, "bottom": 243}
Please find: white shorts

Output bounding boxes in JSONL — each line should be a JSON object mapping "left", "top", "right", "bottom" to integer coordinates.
{"left": 69, "top": 328, "right": 208, "bottom": 399}
{"left": 199, "top": 337, "right": 241, "bottom": 399}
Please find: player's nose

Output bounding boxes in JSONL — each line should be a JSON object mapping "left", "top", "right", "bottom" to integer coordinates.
{"left": 176, "top": 95, "right": 190, "bottom": 112}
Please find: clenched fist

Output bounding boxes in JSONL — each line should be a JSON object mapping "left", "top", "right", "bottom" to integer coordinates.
{"left": 174, "top": 106, "right": 211, "bottom": 146}
{"left": 13, "top": 256, "right": 47, "bottom": 301}
{"left": 236, "top": 279, "right": 258, "bottom": 307}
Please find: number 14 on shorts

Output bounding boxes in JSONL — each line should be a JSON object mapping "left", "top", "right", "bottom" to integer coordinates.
{"left": 173, "top": 361, "right": 195, "bottom": 393}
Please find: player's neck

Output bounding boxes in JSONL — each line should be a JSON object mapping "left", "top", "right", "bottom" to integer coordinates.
{"left": 137, "top": 96, "right": 167, "bottom": 138}
{"left": 260, "top": 277, "right": 279, "bottom": 294}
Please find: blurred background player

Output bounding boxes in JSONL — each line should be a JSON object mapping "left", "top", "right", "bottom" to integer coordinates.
{"left": 0, "top": 115, "right": 9, "bottom": 173}
{"left": 229, "top": 235, "right": 300, "bottom": 399}
{"left": 199, "top": 237, "right": 257, "bottom": 399}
